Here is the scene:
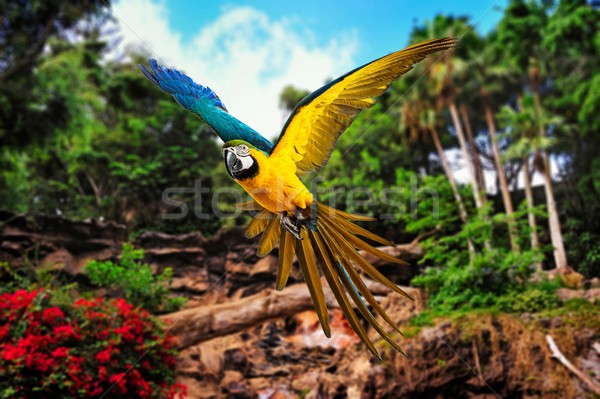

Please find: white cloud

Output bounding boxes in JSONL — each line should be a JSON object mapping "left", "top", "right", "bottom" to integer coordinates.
{"left": 110, "top": 0, "right": 358, "bottom": 139}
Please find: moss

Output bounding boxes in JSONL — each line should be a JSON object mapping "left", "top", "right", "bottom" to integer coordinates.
{"left": 402, "top": 326, "right": 422, "bottom": 338}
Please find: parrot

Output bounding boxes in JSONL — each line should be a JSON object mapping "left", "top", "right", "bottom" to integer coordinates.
{"left": 140, "top": 37, "right": 456, "bottom": 359}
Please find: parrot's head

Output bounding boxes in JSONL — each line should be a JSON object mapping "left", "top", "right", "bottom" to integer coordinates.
{"left": 222, "top": 140, "right": 259, "bottom": 180}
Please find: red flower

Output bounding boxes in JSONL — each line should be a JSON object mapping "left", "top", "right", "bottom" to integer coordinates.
{"left": 1, "top": 290, "right": 186, "bottom": 397}
{"left": 96, "top": 348, "right": 111, "bottom": 363}
{"left": 109, "top": 372, "right": 128, "bottom": 393}
{"left": 114, "top": 325, "right": 135, "bottom": 342}
{"left": 42, "top": 307, "right": 64, "bottom": 323}
{"left": 0, "top": 324, "right": 9, "bottom": 340}
{"left": 2, "top": 343, "right": 25, "bottom": 362}
{"left": 51, "top": 347, "right": 69, "bottom": 358}
{"left": 26, "top": 353, "right": 55, "bottom": 372}
{"left": 53, "top": 324, "right": 76, "bottom": 340}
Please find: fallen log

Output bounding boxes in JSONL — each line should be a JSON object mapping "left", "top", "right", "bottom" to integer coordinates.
{"left": 161, "top": 280, "right": 419, "bottom": 350}
{"left": 546, "top": 335, "right": 600, "bottom": 396}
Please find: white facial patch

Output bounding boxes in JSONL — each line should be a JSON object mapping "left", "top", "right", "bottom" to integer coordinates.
{"left": 237, "top": 154, "right": 255, "bottom": 171}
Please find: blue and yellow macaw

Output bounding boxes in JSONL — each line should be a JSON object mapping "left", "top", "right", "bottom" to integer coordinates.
{"left": 140, "top": 37, "right": 456, "bottom": 359}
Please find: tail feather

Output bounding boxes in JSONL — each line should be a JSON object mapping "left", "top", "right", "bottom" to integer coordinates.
{"left": 319, "top": 203, "right": 393, "bottom": 246}
{"left": 295, "top": 234, "right": 331, "bottom": 337}
{"left": 319, "top": 218, "right": 413, "bottom": 300}
{"left": 246, "top": 200, "right": 411, "bottom": 358}
{"left": 318, "top": 203, "right": 376, "bottom": 222}
{"left": 309, "top": 230, "right": 379, "bottom": 357}
{"left": 276, "top": 229, "right": 295, "bottom": 291}
{"left": 315, "top": 230, "right": 409, "bottom": 358}
{"left": 317, "top": 226, "right": 404, "bottom": 336}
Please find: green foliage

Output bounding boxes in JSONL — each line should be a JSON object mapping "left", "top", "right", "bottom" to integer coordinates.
{"left": 414, "top": 248, "right": 540, "bottom": 313}
{"left": 0, "top": 0, "right": 111, "bottom": 148}
{"left": 0, "top": 36, "right": 224, "bottom": 235}
{"left": 563, "top": 216, "right": 600, "bottom": 279}
{"left": 85, "top": 244, "right": 185, "bottom": 314}
{"left": 413, "top": 203, "right": 543, "bottom": 313}
{"left": 279, "top": 84, "right": 310, "bottom": 111}
{"left": 497, "top": 287, "right": 559, "bottom": 314}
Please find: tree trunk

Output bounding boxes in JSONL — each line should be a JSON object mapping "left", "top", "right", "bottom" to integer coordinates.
{"left": 482, "top": 90, "right": 520, "bottom": 252}
{"left": 448, "top": 102, "right": 485, "bottom": 210}
{"left": 523, "top": 157, "right": 541, "bottom": 271}
{"left": 430, "top": 126, "right": 476, "bottom": 258}
{"left": 460, "top": 104, "right": 486, "bottom": 195}
{"left": 540, "top": 155, "right": 567, "bottom": 270}
{"left": 530, "top": 68, "right": 568, "bottom": 271}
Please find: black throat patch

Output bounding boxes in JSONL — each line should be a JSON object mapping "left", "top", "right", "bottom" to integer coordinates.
{"left": 232, "top": 156, "right": 259, "bottom": 180}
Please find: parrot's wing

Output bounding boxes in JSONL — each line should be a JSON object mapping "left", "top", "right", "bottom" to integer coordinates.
{"left": 269, "top": 37, "right": 457, "bottom": 175}
{"left": 139, "top": 60, "right": 274, "bottom": 153}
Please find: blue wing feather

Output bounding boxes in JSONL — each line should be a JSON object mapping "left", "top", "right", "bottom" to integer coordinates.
{"left": 139, "top": 60, "right": 273, "bottom": 153}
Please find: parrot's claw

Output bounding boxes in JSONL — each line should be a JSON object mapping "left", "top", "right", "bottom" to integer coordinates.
{"left": 281, "top": 214, "right": 303, "bottom": 240}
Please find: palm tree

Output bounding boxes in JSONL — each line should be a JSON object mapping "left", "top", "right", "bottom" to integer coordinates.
{"left": 528, "top": 59, "right": 568, "bottom": 271}
{"left": 495, "top": 0, "right": 569, "bottom": 270}
{"left": 400, "top": 86, "right": 476, "bottom": 258}
{"left": 456, "top": 40, "right": 523, "bottom": 252}
{"left": 498, "top": 95, "right": 565, "bottom": 270}
{"left": 459, "top": 103, "right": 486, "bottom": 193}
{"left": 409, "top": 17, "right": 487, "bottom": 211}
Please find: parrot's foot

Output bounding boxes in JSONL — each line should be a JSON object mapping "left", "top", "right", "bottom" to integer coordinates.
{"left": 281, "top": 214, "right": 303, "bottom": 240}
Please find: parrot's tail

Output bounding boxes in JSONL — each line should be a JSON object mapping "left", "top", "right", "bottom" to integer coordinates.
{"left": 241, "top": 200, "right": 412, "bottom": 359}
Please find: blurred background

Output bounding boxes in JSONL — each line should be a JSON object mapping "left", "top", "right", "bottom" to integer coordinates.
{"left": 1, "top": 1, "right": 599, "bottom": 398}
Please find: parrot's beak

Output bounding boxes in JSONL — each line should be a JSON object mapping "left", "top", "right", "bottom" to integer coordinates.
{"left": 224, "top": 147, "right": 240, "bottom": 178}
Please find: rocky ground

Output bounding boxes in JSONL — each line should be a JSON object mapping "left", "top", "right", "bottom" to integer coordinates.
{"left": 1, "top": 211, "right": 599, "bottom": 398}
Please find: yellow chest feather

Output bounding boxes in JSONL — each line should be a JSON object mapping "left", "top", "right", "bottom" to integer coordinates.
{"left": 236, "top": 153, "right": 313, "bottom": 213}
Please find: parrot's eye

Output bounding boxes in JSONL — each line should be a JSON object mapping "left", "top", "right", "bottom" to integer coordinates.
{"left": 237, "top": 145, "right": 250, "bottom": 156}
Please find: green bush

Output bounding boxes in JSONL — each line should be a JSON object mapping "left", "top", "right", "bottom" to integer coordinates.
{"left": 563, "top": 218, "right": 600, "bottom": 279}
{"left": 85, "top": 244, "right": 185, "bottom": 314}
{"left": 412, "top": 203, "right": 543, "bottom": 314}
{"left": 497, "top": 287, "right": 560, "bottom": 313}
{"left": 413, "top": 248, "right": 538, "bottom": 313}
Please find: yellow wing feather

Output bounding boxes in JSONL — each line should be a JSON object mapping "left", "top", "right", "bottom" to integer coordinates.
{"left": 245, "top": 208, "right": 273, "bottom": 238}
{"left": 256, "top": 215, "right": 281, "bottom": 257}
{"left": 271, "top": 37, "right": 457, "bottom": 176}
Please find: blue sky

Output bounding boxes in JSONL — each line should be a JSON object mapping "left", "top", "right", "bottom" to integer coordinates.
{"left": 164, "top": 1, "right": 506, "bottom": 63}
{"left": 112, "top": 0, "right": 507, "bottom": 138}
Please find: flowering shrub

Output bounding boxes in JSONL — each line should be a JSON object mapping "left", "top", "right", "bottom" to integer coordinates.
{"left": 0, "top": 289, "right": 186, "bottom": 398}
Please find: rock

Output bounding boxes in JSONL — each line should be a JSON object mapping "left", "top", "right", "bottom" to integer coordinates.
{"left": 220, "top": 370, "right": 251, "bottom": 397}
{"left": 223, "top": 348, "right": 249, "bottom": 374}
{"left": 0, "top": 212, "right": 125, "bottom": 275}
{"left": 143, "top": 247, "right": 206, "bottom": 269}
{"left": 547, "top": 267, "right": 585, "bottom": 288}
{"left": 171, "top": 275, "right": 210, "bottom": 294}
{"left": 587, "top": 278, "right": 600, "bottom": 288}
{"left": 137, "top": 230, "right": 207, "bottom": 248}
{"left": 556, "top": 288, "right": 600, "bottom": 304}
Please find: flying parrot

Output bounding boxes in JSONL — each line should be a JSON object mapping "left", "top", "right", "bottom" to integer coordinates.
{"left": 140, "top": 37, "right": 456, "bottom": 359}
